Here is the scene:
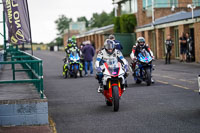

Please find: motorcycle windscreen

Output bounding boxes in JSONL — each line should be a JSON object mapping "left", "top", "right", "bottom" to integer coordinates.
{"left": 70, "top": 51, "right": 80, "bottom": 61}
{"left": 105, "top": 58, "right": 120, "bottom": 76}
{"left": 138, "top": 49, "right": 152, "bottom": 63}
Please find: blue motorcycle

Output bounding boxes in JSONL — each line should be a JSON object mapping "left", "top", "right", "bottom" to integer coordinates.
{"left": 63, "top": 49, "right": 81, "bottom": 78}
{"left": 132, "top": 49, "right": 153, "bottom": 86}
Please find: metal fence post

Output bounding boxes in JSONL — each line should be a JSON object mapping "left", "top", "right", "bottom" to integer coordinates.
{"left": 39, "top": 61, "right": 44, "bottom": 98}
{"left": 11, "top": 56, "right": 15, "bottom": 80}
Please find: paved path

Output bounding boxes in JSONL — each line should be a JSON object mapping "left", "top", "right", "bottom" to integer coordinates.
{"left": 35, "top": 51, "right": 200, "bottom": 133}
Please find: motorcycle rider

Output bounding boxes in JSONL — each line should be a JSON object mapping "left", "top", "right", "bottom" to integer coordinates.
{"left": 130, "top": 37, "right": 154, "bottom": 83}
{"left": 63, "top": 38, "right": 83, "bottom": 77}
{"left": 65, "top": 38, "right": 78, "bottom": 56}
{"left": 95, "top": 39, "right": 129, "bottom": 93}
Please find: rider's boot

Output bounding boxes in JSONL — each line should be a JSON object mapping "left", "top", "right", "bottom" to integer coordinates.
{"left": 97, "top": 83, "right": 103, "bottom": 93}
{"left": 151, "top": 78, "right": 155, "bottom": 84}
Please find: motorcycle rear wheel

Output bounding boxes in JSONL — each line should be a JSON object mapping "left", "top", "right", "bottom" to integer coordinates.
{"left": 112, "top": 86, "right": 119, "bottom": 112}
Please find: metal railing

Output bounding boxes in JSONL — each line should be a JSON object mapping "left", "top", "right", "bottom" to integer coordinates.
{"left": 0, "top": 46, "right": 44, "bottom": 98}
{"left": 0, "top": 50, "right": 3, "bottom": 70}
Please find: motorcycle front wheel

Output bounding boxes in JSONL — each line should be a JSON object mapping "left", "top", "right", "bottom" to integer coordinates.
{"left": 146, "top": 68, "right": 151, "bottom": 86}
{"left": 112, "top": 86, "right": 119, "bottom": 112}
{"left": 74, "top": 66, "right": 78, "bottom": 78}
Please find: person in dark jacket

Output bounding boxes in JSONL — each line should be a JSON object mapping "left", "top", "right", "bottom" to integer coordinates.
{"left": 186, "top": 32, "right": 193, "bottom": 62}
{"left": 179, "top": 32, "right": 187, "bottom": 62}
{"left": 109, "top": 34, "right": 123, "bottom": 52}
{"left": 82, "top": 41, "right": 95, "bottom": 76}
{"left": 165, "top": 35, "right": 173, "bottom": 64}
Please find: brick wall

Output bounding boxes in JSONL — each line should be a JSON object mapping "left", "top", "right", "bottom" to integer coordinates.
{"left": 0, "top": 100, "right": 48, "bottom": 126}
{"left": 194, "top": 22, "right": 200, "bottom": 63}
{"left": 136, "top": 0, "right": 199, "bottom": 27}
{"left": 179, "top": 0, "right": 192, "bottom": 7}
{"left": 155, "top": 29, "right": 164, "bottom": 59}
{"left": 144, "top": 30, "right": 151, "bottom": 47}
{"left": 63, "top": 30, "right": 80, "bottom": 47}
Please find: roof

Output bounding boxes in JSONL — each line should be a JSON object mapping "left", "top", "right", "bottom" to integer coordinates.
{"left": 137, "top": 9, "right": 200, "bottom": 29}
{"left": 76, "top": 24, "right": 114, "bottom": 38}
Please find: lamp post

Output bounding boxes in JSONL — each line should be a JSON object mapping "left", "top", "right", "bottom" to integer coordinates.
{"left": 187, "top": 4, "right": 196, "bottom": 19}
{"left": 152, "top": 0, "right": 155, "bottom": 24}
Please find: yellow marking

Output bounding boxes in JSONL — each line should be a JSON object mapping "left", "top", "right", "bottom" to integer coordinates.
{"left": 162, "top": 75, "right": 176, "bottom": 80}
{"left": 173, "top": 85, "right": 190, "bottom": 90}
{"left": 194, "top": 90, "right": 199, "bottom": 93}
{"left": 49, "top": 116, "right": 57, "bottom": 133}
{"left": 179, "top": 79, "right": 195, "bottom": 83}
{"left": 156, "top": 80, "right": 169, "bottom": 84}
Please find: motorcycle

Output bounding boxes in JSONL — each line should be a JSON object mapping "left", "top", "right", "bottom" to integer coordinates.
{"left": 131, "top": 49, "right": 153, "bottom": 86}
{"left": 63, "top": 49, "right": 81, "bottom": 78}
{"left": 100, "top": 58, "right": 126, "bottom": 112}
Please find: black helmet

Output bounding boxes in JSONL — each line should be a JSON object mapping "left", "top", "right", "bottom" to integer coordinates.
{"left": 67, "top": 38, "right": 73, "bottom": 44}
{"left": 104, "top": 39, "right": 115, "bottom": 55}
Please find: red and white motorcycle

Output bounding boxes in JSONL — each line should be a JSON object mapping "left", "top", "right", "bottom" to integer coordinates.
{"left": 100, "top": 58, "right": 126, "bottom": 112}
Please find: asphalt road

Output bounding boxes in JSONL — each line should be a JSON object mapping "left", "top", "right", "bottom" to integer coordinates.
{"left": 34, "top": 51, "right": 200, "bottom": 133}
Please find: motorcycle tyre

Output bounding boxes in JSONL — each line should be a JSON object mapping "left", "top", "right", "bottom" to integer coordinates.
{"left": 146, "top": 68, "right": 151, "bottom": 86}
{"left": 74, "top": 66, "right": 78, "bottom": 78}
{"left": 112, "top": 86, "right": 119, "bottom": 112}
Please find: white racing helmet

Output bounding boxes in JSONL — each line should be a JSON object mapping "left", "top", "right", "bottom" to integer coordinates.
{"left": 104, "top": 39, "right": 115, "bottom": 55}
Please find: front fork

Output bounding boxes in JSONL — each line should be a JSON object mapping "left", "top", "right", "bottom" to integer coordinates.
{"left": 105, "top": 80, "right": 123, "bottom": 102}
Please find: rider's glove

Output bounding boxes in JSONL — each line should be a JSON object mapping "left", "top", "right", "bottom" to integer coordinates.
{"left": 96, "top": 67, "right": 102, "bottom": 73}
{"left": 124, "top": 65, "right": 128, "bottom": 72}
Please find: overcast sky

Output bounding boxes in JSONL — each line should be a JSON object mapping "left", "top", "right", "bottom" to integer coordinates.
{"left": 27, "top": 0, "right": 114, "bottom": 43}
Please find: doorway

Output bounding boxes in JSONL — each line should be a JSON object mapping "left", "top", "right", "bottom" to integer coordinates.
{"left": 189, "top": 28, "right": 195, "bottom": 62}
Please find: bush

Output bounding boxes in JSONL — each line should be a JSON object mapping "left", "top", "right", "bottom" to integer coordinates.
{"left": 114, "top": 17, "right": 121, "bottom": 33}
{"left": 115, "top": 14, "right": 137, "bottom": 33}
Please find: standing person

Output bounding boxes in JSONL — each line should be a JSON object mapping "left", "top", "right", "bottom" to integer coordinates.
{"left": 80, "top": 42, "right": 86, "bottom": 70}
{"left": 165, "top": 35, "right": 173, "bottom": 64}
{"left": 179, "top": 32, "right": 187, "bottom": 62}
{"left": 185, "top": 32, "right": 193, "bottom": 62}
{"left": 82, "top": 41, "right": 95, "bottom": 76}
{"left": 109, "top": 34, "right": 123, "bottom": 52}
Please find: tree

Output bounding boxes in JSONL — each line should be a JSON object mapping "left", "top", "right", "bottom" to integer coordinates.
{"left": 77, "top": 16, "right": 89, "bottom": 28}
{"left": 89, "top": 10, "right": 115, "bottom": 28}
{"left": 55, "top": 37, "right": 63, "bottom": 47}
{"left": 120, "top": 14, "right": 137, "bottom": 33}
{"left": 55, "top": 15, "right": 72, "bottom": 35}
{"left": 114, "top": 16, "right": 121, "bottom": 33}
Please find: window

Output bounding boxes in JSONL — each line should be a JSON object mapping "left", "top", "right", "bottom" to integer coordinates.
{"left": 143, "top": 0, "right": 152, "bottom": 9}
{"left": 131, "top": 0, "right": 138, "bottom": 13}
{"left": 121, "top": 0, "right": 138, "bottom": 14}
{"left": 142, "top": 0, "right": 178, "bottom": 9}
{"left": 193, "top": 0, "right": 200, "bottom": 6}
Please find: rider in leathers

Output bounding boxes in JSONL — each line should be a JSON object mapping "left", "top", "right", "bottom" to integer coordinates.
{"left": 63, "top": 38, "right": 83, "bottom": 77}
{"left": 95, "top": 39, "right": 128, "bottom": 93}
{"left": 130, "top": 37, "right": 154, "bottom": 83}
